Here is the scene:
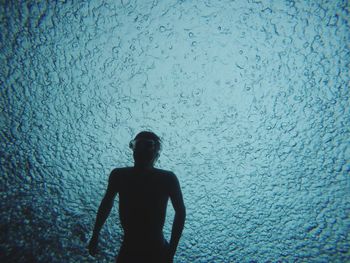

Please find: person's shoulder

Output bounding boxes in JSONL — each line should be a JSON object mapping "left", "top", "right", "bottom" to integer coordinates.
{"left": 153, "top": 168, "right": 175, "bottom": 177}
{"left": 109, "top": 167, "right": 133, "bottom": 180}
{"left": 153, "top": 168, "right": 179, "bottom": 186}
{"left": 111, "top": 167, "right": 133, "bottom": 173}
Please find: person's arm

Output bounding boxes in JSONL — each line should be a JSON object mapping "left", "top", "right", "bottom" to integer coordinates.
{"left": 168, "top": 173, "right": 186, "bottom": 260}
{"left": 88, "top": 170, "right": 118, "bottom": 256}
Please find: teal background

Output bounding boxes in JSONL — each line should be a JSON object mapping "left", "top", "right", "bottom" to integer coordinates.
{"left": 1, "top": 1, "right": 349, "bottom": 262}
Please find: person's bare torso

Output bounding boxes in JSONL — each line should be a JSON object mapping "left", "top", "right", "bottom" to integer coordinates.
{"left": 110, "top": 167, "right": 173, "bottom": 248}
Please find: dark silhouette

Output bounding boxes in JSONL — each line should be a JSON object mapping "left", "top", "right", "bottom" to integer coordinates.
{"left": 88, "top": 131, "right": 186, "bottom": 263}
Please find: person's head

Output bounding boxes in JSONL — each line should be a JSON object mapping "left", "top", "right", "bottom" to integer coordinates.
{"left": 129, "top": 131, "right": 162, "bottom": 167}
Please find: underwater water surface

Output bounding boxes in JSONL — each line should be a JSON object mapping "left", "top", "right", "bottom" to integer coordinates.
{"left": 1, "top": 0, "right": 350, "bottom": 262}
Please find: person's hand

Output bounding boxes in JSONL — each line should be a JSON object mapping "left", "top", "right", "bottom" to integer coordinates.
{"left": 164, "top": 247, "right": 175, "bottom": 263}
{"left": 87, "top": 235, "right": 99, "bottom": 257}
{"left": 164, "top": 253, "right": 174, "bottom": 263}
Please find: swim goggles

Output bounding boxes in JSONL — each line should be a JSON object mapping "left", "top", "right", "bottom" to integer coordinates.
{"left": 129, "top": 138, "right": 160, "bottom": 152}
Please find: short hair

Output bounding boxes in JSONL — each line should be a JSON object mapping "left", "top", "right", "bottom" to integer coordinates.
{"left": 133, "top": 131, "right": 162, "bottom": 153}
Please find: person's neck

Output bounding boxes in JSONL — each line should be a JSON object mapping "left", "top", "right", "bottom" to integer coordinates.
{"left": 134, "top": 162, "right": 154, "bottom": 169}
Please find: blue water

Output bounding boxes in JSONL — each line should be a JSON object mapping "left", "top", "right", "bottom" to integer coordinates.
{"left": 1, "top": 1, "right": 349, "bottom": 262}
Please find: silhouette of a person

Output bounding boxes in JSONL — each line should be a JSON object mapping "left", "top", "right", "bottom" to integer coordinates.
{"left": 88, "top": 131, "right": 186, "bottom": 263}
